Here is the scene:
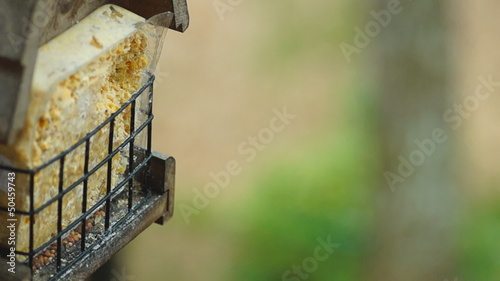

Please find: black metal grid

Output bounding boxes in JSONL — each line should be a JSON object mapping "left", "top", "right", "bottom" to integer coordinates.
{"left": 0, "top": 75, "right": 156, "bottom": 280}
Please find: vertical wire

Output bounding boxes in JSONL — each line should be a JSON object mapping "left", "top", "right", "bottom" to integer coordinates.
{"left": 128, "top": 101, "right": 136, "bottom": 211}
{"left": 105, "top": 119, "right": 115, "bottom": 230}
{"left": 29, "top": 172, "right": 35, "bottom": 272}
{"left": 81, "top": 139, "right": 90, "bottom": 251}
{"left": 57, "top": 156, "right": 65, "bottom": 270}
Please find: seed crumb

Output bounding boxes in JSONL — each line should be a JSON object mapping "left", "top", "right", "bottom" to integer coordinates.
{"left": 90, "top": 36, "right": 103, "bottom": 49}
{"left": 110, "top": 6, "right": 124, "bottom": 18}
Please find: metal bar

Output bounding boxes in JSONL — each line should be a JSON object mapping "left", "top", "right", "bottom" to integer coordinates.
{"left": 54, "top": 190, "right": 169, "bottom": 280}
{"left": 128, "top": 102, "right": 136, "bottom": 211}
{"left": 0, "top": 75, "right": 155, "bottom": 175}
{"left": 147, "top": 79, "right": 154, "bottom": 157}
{"left": 0, "top": 114, "right": 154, "bottom": 216}
{"left": 0, "top": 152, "right": 174, "bottom": 280}
{"left": 57, "top": 156, "right": 65, "bottom": 271}
{"left": 105, "top": 119, "right": 115, "bottom": 231}
{"left": 15, "top": 152, "right": 153, "bottom": 259}
{"left": 81, "top": 139, "right": 91, "bottom": 252}
{"left": 28, "top": 173, "right": 35, "bottom": 272}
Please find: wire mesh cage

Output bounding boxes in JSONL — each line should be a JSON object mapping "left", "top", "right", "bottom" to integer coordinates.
{"left": 0, "top": 74, "right": 172, "bottom": 280}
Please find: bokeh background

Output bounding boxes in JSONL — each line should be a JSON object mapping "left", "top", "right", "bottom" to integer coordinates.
{"left": 108, "top": 1, "right": 500, "bottom": 280}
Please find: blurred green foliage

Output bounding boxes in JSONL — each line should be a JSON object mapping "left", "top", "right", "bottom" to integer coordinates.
{"left": 125, "top": 1, "right": 500, "bottom": 280}
{"left": 458, "top": 200, "right": 500, "bottom": 281}
{"left": 228, "top": 88, "right": 377, "bottom": 280}
{"left": 249, "top": 1, "right": 367, "bottom": 73}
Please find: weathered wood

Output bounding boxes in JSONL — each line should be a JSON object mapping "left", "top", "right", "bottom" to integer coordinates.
{"left": 370, "top": 1, "right": 457, "bottom": 280}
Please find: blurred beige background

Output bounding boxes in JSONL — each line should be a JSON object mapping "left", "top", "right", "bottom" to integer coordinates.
{"left": 108, "top": 1, "right": 500, "bottom": 280}
{"left": 121, "top": 1, "right": 346, "bottom": 280}
{"left": 449, "top": 1, "right": 500, "bottom": 200}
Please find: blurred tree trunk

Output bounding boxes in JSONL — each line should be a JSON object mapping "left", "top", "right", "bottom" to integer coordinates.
{"left": 370, "top": 1, "right": 457, "bottom": 280}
